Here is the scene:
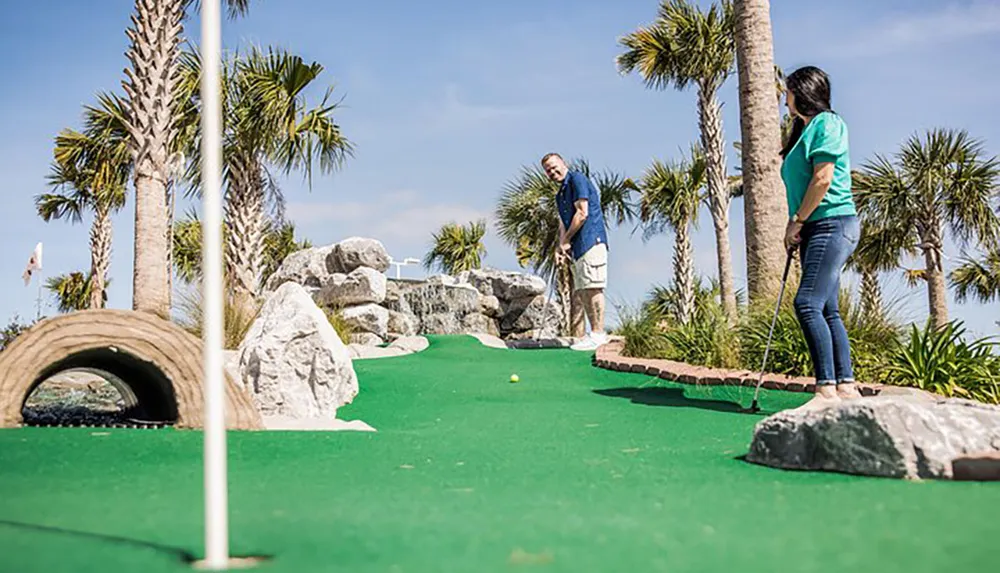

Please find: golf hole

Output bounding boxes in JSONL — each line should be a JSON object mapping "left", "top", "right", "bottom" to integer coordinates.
{"left": 188, "top": 555, "right": 272, "bottom": 569}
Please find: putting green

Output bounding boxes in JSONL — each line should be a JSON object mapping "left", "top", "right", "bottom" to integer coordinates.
{"left": 0, "top": 335, "right": 996, "bottom": 572}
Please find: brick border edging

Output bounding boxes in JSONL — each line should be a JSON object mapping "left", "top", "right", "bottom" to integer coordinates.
{"left": 591, "top": 340, "right": 883, "bottom": 396}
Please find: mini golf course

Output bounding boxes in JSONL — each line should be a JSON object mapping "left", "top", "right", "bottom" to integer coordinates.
{"left": 1, "top": 335, "right": 997, "bottom": 572}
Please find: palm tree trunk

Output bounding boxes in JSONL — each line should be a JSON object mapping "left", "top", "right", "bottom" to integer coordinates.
{"left": 90, "top": 203, "right": 113, "bottom": 310}
{"left": 733, "top": 0, "right": 787, "bottom": 303}
{"left": 859, "top": 267, "right": 882, "bottom": 319}
{"left": 556, "top": 261, "right": 577, "bottom": 337}
{"left": 697, "top": 80, "right": 738, "bottom": 322}
{"left": 674, "top": 225, "right": 695, "bottom": 325}
{"left": 920, "top": 221, "right": 949, "bottom": 329}
{"left": 225, "top": 157, "right": 265, "bottom": 299}
{"left": 123, "top": 0, "right": 183, "bottom": 318}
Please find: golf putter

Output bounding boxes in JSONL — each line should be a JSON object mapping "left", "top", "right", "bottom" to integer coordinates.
{"left": 745, "top": 248, "right": 795, "bottom": 414}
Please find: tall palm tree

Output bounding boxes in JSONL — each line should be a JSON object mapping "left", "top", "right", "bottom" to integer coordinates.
{"left": 423, "top": 220, "right": 488, "bottom": 275}
{"left": 171, "top": 209, "right": 310, "bottom": 287}
{"left": 495, "top": 159, "right": 637, "bottom": 335}
{"left": 177, "top": 46, "right": 353, "bottom": 300}
{"left": 637, "top": 148, "right": 706, "bottom": 325}
{"left": 732, "top": 0, "right": 787, "bottom": 303}
{"left": 122, "top": 0, "right": 252, "bottom": 317}
{"left": 36, "top": 96, "right": 131, "bottom": 309}
{"left": 617, "top": 0, "right": 739, "bottom": 322}
{"left": 847, "top": 222, "right": 915, "bottom": 319}
{"left": 950, "top": 249, "right": 1000, "bottom": 305}
{"left": 854, "top": 129, "right": 1000, "bottom": 329}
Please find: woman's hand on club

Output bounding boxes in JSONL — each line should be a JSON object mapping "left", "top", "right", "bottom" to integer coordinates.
{"left": 784, "top": 220, "right": 803, "bottom": 252}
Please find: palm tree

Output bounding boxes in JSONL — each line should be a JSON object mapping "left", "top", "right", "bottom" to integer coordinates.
{"left": 45, "top": 272, "right": 100, "bottom": 313}
{"left": 177, "top": 46, "right": 353, "bottom": 300}
{"left": 617, "top": 0, "right": 739, "bottom": 322}
{"left": 495, "top": 159, "right": 637, "bottom": 335}
{"left": 854, "top": 129, "right": 1000, "bottom": 329}
{"left": 637, "top": 148, "right": 706, "bottom": 325}
{"left": 171, "top": 209, "right": 310, "bottom": 287}
{"left": 122, "top": 0, "right": 252, "bottom": 317}
{"left": 950, "top": 249, "right": 1000, "bottom": 305}
{"left": 423, "top": 220, "right": 488, "bottom": 275}
{"left": 731, "top": 0, "right": 787, "bottom": 303}
{"left": 36, "top": 96, "right": 131, "bottom": 310}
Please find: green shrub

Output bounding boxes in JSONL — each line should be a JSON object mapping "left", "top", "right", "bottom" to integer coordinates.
{"left": 884, "top": 320, "right": 1000, "bottom": 404}
{"left": 661, "top": 295, "right": 740, "bottom": 369}
{"left": 323, "top": 306, "right": 356, "bottom": 346}
{"left": 0, "top": 315, "right": 34, "bottom": 353}
{"left": 616, "top": 304, "right": 669, "bottom": 359}
{"left": 737, "top": 300, "right": 812, "bottom": 376}
{"left": 840, "top": 289, "right": 905, "bottom": 385}
{"left": 175, "top": 288, "right": 261, "bottom": 350}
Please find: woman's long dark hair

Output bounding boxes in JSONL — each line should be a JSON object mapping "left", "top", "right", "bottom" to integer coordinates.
{"left": 779, "top": 66, "right": 834, "bottom": 158}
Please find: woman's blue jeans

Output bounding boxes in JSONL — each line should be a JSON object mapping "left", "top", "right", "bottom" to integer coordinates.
{"left": 793, "top": 215, "right": 860, "bottom": 386}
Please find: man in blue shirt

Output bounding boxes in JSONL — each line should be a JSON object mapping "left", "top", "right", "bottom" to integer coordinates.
{"left": 542, "top": 152, "right": 609, "bottom": 351}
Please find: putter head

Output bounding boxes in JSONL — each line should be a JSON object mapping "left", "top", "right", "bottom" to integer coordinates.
{"left": 742, "top": 400, "right": 761, "bottom": 414}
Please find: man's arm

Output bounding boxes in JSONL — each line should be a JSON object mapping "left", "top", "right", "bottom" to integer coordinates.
{"left": 563, "top": 199, "right": 588, "bottom": 243}
{"left": 560, "top": 173, "right": 590, "bottom": 245}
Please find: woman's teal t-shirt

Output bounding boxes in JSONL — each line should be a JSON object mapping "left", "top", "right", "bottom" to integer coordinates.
{"left": 780, "top": 111, "right": 856, "bottom": 222}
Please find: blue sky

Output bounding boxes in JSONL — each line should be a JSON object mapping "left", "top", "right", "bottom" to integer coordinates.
{"left": 1, "top": 0, "right": 998, "bottom": 337}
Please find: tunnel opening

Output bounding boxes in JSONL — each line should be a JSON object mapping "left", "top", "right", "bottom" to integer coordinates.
{"left": 21, "top": 347, "right": 179, "bottom": 428}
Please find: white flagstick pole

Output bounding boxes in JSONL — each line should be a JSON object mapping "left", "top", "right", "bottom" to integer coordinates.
{"left": 200, "top": 0, "right": 228, "bottom": 568}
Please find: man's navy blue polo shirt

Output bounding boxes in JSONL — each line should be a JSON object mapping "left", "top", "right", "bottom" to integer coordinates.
{"left": 556, "top": 170, "right": 608, "bottom": 260}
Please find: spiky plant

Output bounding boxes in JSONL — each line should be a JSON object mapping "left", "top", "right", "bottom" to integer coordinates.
{"left": 176, "top": 46, "right": 352, "bottom": 299}
{"left": 618, "top": 0, "right": 738, "bottom": 321}
{"left": 950, "top": 249, "right": 1000, "bottom": 305}
{"left": 854, "top": 129, "right": 1000, "bottom": 329}
{"left": 423, "top": 220, "right": 488, "bottom": 276}
{"left": 37, "top": 95, "right": 131, "bottom": 309}
{"left": 637, "top": 147, "right": 706, "bottom": 325}
{"left": 122, "top": 0, "right": 252, "bottom": 316}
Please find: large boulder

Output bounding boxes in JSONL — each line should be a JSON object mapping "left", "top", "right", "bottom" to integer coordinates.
{"left": 317, "top": 267, "right": 387, "bottom": 307}
{"left": 461, "top": 268, "right": 546, "bottom": 300}
{"left": 341, "top": 303, "right": 390, "bottom": 338}
{"left": 387, "top": 310, "right": 417, "bottom": 337}
{"left": 400, "top": 283, "right": 480, "bottom": 317}
{"left": 500, "top": 295, "right": 562, "bottom": 338}
{"left": 264, "top": 245, "right": 335, "bottom": 294}
{"left": 236, "top": 282, "right": 358, "bottom": 419}
{"left": 746, "top": 395, "right": 1000, "bottom": 480}
{"left": 327, "top": 237, "right": 390, "bottom": 274}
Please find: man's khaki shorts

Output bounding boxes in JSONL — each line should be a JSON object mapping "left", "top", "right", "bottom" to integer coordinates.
{"left": 573, "top": 243, "right": 608, "bottom": 291}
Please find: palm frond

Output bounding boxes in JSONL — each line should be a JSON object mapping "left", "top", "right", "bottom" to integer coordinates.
{"left": 950, "top": 249, "right": 1000, "bottom": 304}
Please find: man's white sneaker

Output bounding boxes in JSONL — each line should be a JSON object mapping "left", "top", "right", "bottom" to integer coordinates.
{"left": 570, "top": 333, "right": 600, "bottom": 351}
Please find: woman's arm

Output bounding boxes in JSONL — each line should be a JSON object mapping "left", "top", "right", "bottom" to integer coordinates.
{"left": 794, "top": 162, "right": 835, "bottom": 221}
{"left": 785, "top": 162, "right": 834, "bottom": 250}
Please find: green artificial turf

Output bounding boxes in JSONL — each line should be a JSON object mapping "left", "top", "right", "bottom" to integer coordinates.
{"left": 1, "top": 335, "right": 997, "bottom": 573}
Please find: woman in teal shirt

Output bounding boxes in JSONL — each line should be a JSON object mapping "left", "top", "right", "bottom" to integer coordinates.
{"left": 779, "top": 66, "right": 861, "bottom": 409}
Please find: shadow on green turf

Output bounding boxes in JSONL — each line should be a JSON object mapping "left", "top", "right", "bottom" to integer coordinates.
{"left": 593, "top": 386, "right": 745, "bottom": 413}
{"left": 0, "top": 519, "right": 197, "bottom": 562}
{"left": 0, "top": 519, "right": 197, "bottom": 560}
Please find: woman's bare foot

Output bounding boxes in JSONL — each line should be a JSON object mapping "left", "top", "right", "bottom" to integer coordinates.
{"left": 837, "top": 382, "right": 863, "bottom": 400}
{"left": 794, "top": 384, "right": 841, "bottom": 411}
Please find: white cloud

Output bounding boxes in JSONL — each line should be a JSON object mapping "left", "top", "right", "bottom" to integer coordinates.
{"left": 285, "top": 193, "right": 491, "bottom": 252}
{"left": 835, "top": 2, "right": 1000, "bottom": 57}
{"left": 370, "top": 205, "right": 491, "bottom": 244}
{"left": 415, "top": 83, "right": 542, "bottom": 134}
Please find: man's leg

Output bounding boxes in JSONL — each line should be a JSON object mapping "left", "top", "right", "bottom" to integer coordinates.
{"left": 582, "top": 288, "right": 605, "bottom": 337}
{"left": 570, "top": 244, "right": 608, "bottom": 350}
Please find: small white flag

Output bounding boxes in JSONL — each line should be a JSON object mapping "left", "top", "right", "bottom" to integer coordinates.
{"left": 22, "top": 242, "right": 42, "bottom": 286}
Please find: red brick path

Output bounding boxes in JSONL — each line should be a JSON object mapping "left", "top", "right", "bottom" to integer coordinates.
{"left": 592, "top": 340, "right": 883, "bottom": 396}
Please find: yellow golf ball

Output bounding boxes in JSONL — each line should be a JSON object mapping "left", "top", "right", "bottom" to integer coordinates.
{"left": 510, "top": 374, "right": 520, "bottom": 383}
